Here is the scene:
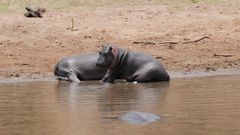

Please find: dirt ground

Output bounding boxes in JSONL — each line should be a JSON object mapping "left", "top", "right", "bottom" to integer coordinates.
{"left": 0, "top": 2, "right": 240, "bottom": 78}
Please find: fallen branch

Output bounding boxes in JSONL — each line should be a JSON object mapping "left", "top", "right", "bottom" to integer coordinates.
{"left": 67, "top": 18, "right": 78, "bottom": 31}
{"left": 24, "top": 7, "right": 46, "bottom": 18}
{"left": 158, "top": 41, "right": 178, "bottom": 44}
{"left": 132, "top": 36, "right": 210, "bottom": 46}
{"left": 71, "top": 18, "right": 74, "bottom": 31}
{"left": 133, "top": 41, "right": 177, "bottom": 45}
{"left": 132, "top": 41, "right": 156, "bottom": 45}
{"left": 182, "top": 36, "right": 210, "bottom": 44}
{"left": 213, "top": 53, "right": 232, "bottom": 57}
{"left": 155, "top": 56, "right": 163, "bottom": 59}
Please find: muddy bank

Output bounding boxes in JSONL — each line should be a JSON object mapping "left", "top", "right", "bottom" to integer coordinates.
{"left": 0, "top": 3, "right": 240, "bottom": 78}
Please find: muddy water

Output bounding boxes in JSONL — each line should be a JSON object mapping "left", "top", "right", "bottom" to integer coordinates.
{"left": 0, "top": 75, "right": 240, "bottom": 135}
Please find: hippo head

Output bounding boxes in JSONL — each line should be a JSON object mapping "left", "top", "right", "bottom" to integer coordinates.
{"left": 96, "top": 45, "right": 115, "bottom": 68}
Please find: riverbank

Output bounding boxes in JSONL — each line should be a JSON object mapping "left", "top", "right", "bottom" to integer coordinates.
{"left": 0, "top": 0, "right": 239, "bottom": 78}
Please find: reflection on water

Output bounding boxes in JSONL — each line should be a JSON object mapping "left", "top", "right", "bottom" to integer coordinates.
{"left": 0, "top": 75, "right": 240, "bottom": 135}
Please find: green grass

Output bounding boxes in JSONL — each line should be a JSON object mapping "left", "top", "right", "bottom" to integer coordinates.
{"left": 0, "top": 0, "right": 236, "bottom": 12}
{"left": 0, "top": 3, "right": 8, "bottom": 11}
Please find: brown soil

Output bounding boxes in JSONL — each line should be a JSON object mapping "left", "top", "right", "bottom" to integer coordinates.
{"left": 0, "top": 3, "right": 240, "bottom": 78}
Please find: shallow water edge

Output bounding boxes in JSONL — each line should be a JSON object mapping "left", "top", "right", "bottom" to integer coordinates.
{"left": 0, "top": 72, "right": 240, "bottom": 135}
{"left": 0, "top": 68, "right": 240, "bottom": 83}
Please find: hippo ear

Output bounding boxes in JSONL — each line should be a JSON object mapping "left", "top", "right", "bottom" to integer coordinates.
{"left": 109, "top": 46, "right": 112, "bottom": 51}
{"left": 108, "top": 46, "right": 112, "bottom": 52}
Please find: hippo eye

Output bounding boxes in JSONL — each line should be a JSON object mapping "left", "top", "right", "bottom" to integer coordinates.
{"left": 103, "top": 53, "right": 107, "bottom": 57}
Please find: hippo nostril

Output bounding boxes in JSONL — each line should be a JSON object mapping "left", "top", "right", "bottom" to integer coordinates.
{"left": 96, "top": 62, "right": 103, "bottom": 67}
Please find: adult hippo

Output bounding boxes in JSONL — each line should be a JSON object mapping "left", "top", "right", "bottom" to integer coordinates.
{"left": 54, "top": 53, "right": 107, "bottom": 82}
{"left": 96, "top": 44, "right": 170, "bottom": 83}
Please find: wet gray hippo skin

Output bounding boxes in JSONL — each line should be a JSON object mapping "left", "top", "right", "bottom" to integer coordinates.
{"left": 96, "top": 45, "right": 170, "bottom": 83}
{"left": 119, "top": 111, "right": 160, "bottom": 125}
{"left": 54, "top": 53, "right": 107, "bottom": 82}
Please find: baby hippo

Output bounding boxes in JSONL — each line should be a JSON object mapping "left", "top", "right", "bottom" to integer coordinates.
{"left": 96, "top": 44, "right": 170, "bottom": 83}
{"left": 54, "top": 53, "right": 107, "bottom": 82}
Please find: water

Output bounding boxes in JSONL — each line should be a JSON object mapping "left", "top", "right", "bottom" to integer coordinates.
{"left": 0, "top": 75, "right": 240, "bottom": 135}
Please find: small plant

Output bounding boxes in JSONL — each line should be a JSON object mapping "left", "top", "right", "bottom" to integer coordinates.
{"left": 190, "top": 0, "right": 199, "bottom": 3}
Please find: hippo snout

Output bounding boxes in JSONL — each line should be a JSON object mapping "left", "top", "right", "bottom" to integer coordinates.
{"left": 96, "top": 62, "right": 101, "bottom": 67}
{"left": 96, "top": 61, "right": 105, "bottom": 67}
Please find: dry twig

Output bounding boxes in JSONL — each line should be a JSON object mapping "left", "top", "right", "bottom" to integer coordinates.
{"left": 213, "top": 53, "right": 232, "bottom": 57}
{"left": 182, "top": 36, "right": 210, "bottom": 44}
{"left": 132, "top": 36, "right": 210, "bottom": 45}
{"left": 71, "top": 18, "right": 74, "bottom": 31}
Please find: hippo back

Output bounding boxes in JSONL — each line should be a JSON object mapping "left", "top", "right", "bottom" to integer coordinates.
{"left": 119, "top": 111, "right": 160, "bottom": 125}
{"left": 54, "top": 53, "right": 107, "bottom": 81}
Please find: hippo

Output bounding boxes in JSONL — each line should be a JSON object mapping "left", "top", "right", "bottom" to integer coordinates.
{"left": 54, "top": 53, "right": 107, "bottom": 82}
{"left": 96, "top": 44, "right": 170, "bottom": 83}
{"left": 119, "top": 111, "right": 160, "bottom": 125}
{"left": 24, "top": 7, "right": 46, "bottom": 18}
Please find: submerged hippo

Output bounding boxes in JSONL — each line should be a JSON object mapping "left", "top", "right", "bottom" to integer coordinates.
{"left": 119, "top": 111, "right": 160, "bottom": 125}
{"left": 96, "top": 44, "right": 170, "bottom": 83}
{"left": 54, "top": 53, "right": 107, "bottom": 82}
